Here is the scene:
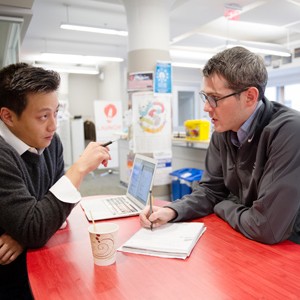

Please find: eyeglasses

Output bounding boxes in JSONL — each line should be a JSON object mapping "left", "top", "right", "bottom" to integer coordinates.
{"left": 199, "top": 88, "right": 249, "bottom": 108}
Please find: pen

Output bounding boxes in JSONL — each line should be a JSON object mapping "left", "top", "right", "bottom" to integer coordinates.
{"left": 149, "top": 190, "right": 153, "bottom": 231}
{"left": 101, "top": 140, "right": 113, "bottom": 147}
{"left": 101, "top": 138, "right": 119, "bottom": 147}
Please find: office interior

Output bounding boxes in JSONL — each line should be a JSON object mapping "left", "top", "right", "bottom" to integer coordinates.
{"left": 1, "top": 0, "right": 300, "bottom": 201}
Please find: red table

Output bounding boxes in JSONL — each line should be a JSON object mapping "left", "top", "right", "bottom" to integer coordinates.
{"left": 27, "top": 196, "right": 300, "bottom": 300}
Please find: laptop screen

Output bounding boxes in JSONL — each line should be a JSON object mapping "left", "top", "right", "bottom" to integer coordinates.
{"left": 127, "top": 155, "right": 156, "bottom": 205}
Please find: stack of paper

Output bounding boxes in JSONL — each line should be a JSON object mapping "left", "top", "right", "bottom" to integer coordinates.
{"left": 118, "top": 222, "right": 206, "bottom": 259}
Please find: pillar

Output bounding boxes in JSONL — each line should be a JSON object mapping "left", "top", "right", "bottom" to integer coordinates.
{"left": 123, "top": 0, "right": 171, "bottom": 73}
{"left": 122, "top": 0, "right": 173, "bottom": 200}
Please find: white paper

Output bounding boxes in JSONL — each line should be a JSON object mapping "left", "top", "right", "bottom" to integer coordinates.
{"left": 118, "top": 222, "right": 206, "bottom": 259}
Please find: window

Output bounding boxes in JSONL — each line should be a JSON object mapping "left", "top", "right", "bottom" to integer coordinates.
{"left": 284, "top": 84, "right": 300, "bottom": 111}
{"left": 172, "top": 86, "right": 203, "bottom": 131}
{"left": 265, "top": 86, "right": 277, "bottom": 102}
{"left": 178, "top": 91, "right": 195, "bottom": 125}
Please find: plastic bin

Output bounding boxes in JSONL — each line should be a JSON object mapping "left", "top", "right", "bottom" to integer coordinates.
{"left": 170, "top": 168, "right": 203, "bottom": 201}
{"left": 184, "top": 119, "right": 210, "bottom": 141}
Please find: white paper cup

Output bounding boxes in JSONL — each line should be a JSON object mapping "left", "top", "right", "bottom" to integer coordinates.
{"left": 88, "top": 223, "right": 119, "bottom": 266}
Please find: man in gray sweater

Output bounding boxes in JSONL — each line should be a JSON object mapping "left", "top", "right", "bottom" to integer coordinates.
{"left": 140, "top": 46, "right": 300, "bottom": 245}
{"left": 0, "top": 63, "right": 111, "bottom": 299}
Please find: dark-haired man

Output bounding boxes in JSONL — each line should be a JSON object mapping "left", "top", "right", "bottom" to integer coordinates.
{"left": 0, "top": 63, "right": 111, "bottom": 299}
{"left": 140, "top": 46, "right": 300, "bottom": 245}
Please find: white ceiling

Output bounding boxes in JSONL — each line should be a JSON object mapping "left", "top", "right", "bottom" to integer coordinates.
{"left": 1, "top": 0, "right": 300, "bottom": 69}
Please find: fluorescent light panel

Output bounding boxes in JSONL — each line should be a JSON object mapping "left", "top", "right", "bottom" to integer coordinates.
{"left": 60, "top": 23, "right": 128, "bottom": 36}
{"left": 172, "top": 62, "right": 204, "bottom": 69}
{"left": 39, "top": 53, "right": 124, "bottom": 64}
{"left": 32, "top": 52, "right": 124, "bottom": 74}
{"left": 226, "top": 44, "right": 291, "bottom": 57}
{"left": 0, "top": 15, "right": 23, "bottom": 23}
{"left": 170, "top": 49, "right": 214, "bottom": 60}
{"left": 34, "top": 63, "right": 99, "bottom": 75}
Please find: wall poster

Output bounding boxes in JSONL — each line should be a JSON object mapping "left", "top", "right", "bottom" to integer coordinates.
{"left": 132, "top": 91, "right": 172, "bottom": 153}
{"left": 94, "top": 100, "right": 122, "bottom": 168}
{"left": 154, "top": 61, "right": 172, "bottom": 94}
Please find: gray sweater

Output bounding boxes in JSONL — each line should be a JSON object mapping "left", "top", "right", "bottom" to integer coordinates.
{"left": 169, "top": 98, "right": 300, "bottom": 245}
{"left": 0, "top": 133, "right": 75, "bottom": 286}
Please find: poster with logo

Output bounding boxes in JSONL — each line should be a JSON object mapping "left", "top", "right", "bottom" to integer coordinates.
{"left": 154, "top": 61, "right": 172, "bottom": 94}
{"left": 132, "top": 91, "right": 172, "bottom": 153}
{"left": 94, "top": 100, "right": 122, "bottom": 168}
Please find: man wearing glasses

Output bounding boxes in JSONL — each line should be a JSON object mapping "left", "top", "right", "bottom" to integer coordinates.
{"left": 140, "top": 46, "right": 300, "bottom": 245}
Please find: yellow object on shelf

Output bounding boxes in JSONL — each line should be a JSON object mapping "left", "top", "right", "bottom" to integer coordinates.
{"left": 184, "top": 119, "right": 210, "bottom": 141}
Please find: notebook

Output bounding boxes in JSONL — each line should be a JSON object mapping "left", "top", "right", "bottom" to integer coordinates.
{"left": 118, "top": 222, "right": 206, "bottom": 259}
{"left": 80, "top": 154, "right": 157, "bottom": 221}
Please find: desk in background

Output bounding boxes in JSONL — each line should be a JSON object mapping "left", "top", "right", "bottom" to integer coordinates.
{"left": 27, "top": 196, "right": 300, "bottom": 300}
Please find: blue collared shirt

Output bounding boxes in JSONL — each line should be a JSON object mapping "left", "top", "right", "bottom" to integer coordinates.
{"left": 231, "top": 101, "right": 263, "bottom": 147}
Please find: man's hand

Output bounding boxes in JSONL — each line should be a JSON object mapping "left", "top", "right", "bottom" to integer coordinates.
{"left": 0, "top": 233, "right": 24, "bottom": 265}
{"left": 139, "top": 205, "right": 177, "bottom": 229}
{"left": 66, "top": 141, "right": 111, "bottom": 189}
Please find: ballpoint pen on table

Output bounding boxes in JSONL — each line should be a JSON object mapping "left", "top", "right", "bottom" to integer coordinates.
{"left": 149, "top": 190, "right": 153, "bottom": 231}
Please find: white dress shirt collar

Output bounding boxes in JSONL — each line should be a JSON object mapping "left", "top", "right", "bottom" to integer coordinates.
{"left": 0, "top": 119, "right": 44, "bottom": 155}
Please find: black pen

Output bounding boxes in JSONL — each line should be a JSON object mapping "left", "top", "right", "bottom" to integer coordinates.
{"left": 101, "top": 138, "right": 119, "bottom": 147}
{"left": 101, "top": 140, "right": 113, "bottom": 147}
{"left": 149, "top": 190, "right": 153, "bottom": 231}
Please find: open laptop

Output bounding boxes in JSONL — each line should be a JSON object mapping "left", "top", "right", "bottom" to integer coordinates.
{"left": 80, "top": 154, "right": 157, "bottom": 221}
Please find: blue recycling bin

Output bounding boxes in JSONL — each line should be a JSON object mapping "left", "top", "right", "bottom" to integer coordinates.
{"left": 170, "top": 168, "right": 203, "bottom": 201}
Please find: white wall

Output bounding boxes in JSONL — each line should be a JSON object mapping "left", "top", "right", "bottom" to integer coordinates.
{"left": 67, "top": 61, "right": 128, "bottom": 123}
{"left": 68, "top": 74, "right": 99, "bottom": 121}
{"left": 99, "top": 62, "right": 127, "bottom": 105}
{"left": 173, "top": 67, "right": 202, "bottom": 89}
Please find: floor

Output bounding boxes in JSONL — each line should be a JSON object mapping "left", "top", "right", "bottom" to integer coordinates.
{"left": 79, "top": 168, "right": 126, "bottom": 197}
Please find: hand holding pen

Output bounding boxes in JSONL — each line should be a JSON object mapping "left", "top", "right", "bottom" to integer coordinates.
{"left": 139, "top": 202, "right": 177, "bottom": 230}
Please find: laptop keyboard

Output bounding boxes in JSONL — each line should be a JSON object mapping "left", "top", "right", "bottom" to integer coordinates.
{"left": 105, "top": 196, "right": 138, "bottom": 215}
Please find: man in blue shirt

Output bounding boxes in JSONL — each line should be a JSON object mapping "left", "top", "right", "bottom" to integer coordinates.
{"left": 140, "top": 46, "right": 300, "bottom": 245}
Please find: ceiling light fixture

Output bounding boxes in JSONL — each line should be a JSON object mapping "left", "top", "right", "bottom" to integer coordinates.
{"left": 172, "top": 62, "right": 204, "bottom": 69}
{"left": 33, "top": 63, "right": 100, "bottom": 75}
{"left": 39, "top": 53, "right": 124, "bottom": 64}
{"left": 60, "top": 23, "right": 128, "bottom": 36}
{"left": 170, "top": 49, "right": 215, "bottom": 61}
{"left": 225, "top": 43, "right": 291, "bottom": 57}
{"left": 0, "top": 15, "right": 24, "bottom": 23}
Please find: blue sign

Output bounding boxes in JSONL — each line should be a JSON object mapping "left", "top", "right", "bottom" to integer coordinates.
{"left": 154, "top": 61, "right": 172, "bottom": 94}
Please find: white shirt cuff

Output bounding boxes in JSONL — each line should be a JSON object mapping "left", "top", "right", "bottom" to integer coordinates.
{"left": 50, "top": 175, "right": 82, "bottom": 204}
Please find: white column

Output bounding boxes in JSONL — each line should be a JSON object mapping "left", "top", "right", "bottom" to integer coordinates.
{"left": 123, "top": 0, "right": 172, "bottom": 72}
{"left": 122, "top": 0, "right": 173, "bottom": 200}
